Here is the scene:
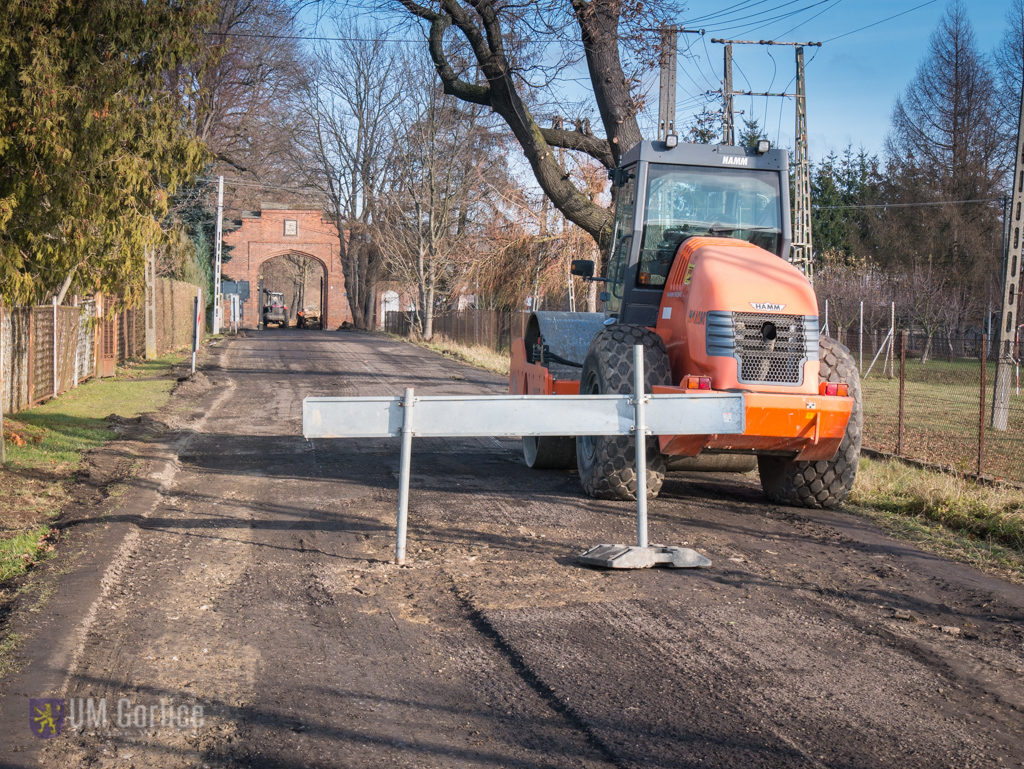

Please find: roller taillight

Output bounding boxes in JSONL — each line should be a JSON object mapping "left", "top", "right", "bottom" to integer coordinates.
{"left": 819, "top": 382, "right": 849, "bottom": 397}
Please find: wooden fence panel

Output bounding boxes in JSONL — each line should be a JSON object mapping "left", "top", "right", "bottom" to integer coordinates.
{"left": 76, "top": 300, "right": 96, "bottom": 382}
{"left": 1, "top": 307, "right": 32, "bottom": 414}
{"left": 31, "top": 306, "right": 54, "bottom": 403}
{"left": 55, "top": 307, "right": 79, "bottom": 394}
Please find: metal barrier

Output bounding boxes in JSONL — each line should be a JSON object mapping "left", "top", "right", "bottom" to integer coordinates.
{"left": 303, "top": 347, "right": 745, "bottom": 568}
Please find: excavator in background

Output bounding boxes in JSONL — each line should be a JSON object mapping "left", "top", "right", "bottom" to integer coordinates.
{"left": 510, "top": 139, "right": 861, "bottom": 509}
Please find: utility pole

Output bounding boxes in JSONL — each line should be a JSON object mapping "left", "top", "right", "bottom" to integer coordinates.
{"left": 655, "top": 27, "right": 703, "bottom": 142}
{"left": 212, "top": 175, "right": 224, "bottom": 334}
{"left": 993, "top": 75, "right": 1024, "bottom": 430}
{"left": 791, "top": 46, "right": 814, "bottom": 280}
{"left": 658, "top": 28, "right": 678, "bottom": 141}
{"left": 711, "top": 38, "right": 820, "bottom": 280}
{"left": 722, "top": 44, "right": 734, "bottom": 145}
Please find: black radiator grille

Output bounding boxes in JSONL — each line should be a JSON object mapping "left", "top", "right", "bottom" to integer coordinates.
{"left": 707, "top": 311, "right": 819, "bottom": 385}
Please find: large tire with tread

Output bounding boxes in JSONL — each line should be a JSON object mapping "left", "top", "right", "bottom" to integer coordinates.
{"left": 523, "top": 435, "right": 577, "bottom": 469}
{"left": 576, "top": 325, "right": 671, "bottom": 500}
{"left": 758, "top": 336, "right": 862, "bottom": 508}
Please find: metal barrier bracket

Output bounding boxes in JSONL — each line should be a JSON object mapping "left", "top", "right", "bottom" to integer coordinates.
{"left": 579, "top": 544, "right": 712, "bottom": 569}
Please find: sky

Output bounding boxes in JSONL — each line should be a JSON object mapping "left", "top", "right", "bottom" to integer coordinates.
{"left": 644, "top": 0, "right": 1012, "bottom": 162}
{"left": 312, "top": 1, "right": 1013, "bottom": 166}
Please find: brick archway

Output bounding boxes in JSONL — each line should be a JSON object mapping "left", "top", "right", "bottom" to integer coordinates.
{"left": 222, "top": 207, "right": 352, "bottom": 329}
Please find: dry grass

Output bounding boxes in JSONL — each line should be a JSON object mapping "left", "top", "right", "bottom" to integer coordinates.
{"left": 848, "top": 457, "right": 1024, "bottom": 580}
{"left": 386, "top": 332, "right": 511, "bottom": 376}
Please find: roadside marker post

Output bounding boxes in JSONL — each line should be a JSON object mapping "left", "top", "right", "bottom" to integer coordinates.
{"left": 191, "top": 289, "right": 201, "bottom": 375}
{"left": 303, "top": 346, "right": 744, "bottom": 569}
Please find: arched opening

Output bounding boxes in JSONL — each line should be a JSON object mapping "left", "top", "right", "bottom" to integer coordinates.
{"left": 380, "top": 290, "right": 399, "bottom": 328}
{"left": 257, "top": 252, "right": 328, "bottom": 329}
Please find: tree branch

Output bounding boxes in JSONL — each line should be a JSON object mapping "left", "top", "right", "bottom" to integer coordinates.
{"left": 539, "top": 123, "right": 614, "bottom": 168}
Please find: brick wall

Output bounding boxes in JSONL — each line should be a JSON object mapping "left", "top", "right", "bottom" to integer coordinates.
{"left": 222, "top": 208, "right": 352, "bottom": 329}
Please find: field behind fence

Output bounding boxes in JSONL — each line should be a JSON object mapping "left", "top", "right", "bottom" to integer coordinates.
{"left": 857, "top": 331, "right": 1023, "bottom": 484}
{"left": 386, "top": 308, "right": 1024, "bottom": 483}
{"left": 2, "top": 277, "right": 203, "bottom": 415}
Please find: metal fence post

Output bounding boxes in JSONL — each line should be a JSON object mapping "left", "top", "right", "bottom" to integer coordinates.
{"left": 52, "top": 297, "right": 58, "bottom": 398}
{"left": 859, "top": 300, "right": 864, "bottom": 373}
{"left": 396, "top": 387, "right": 415, "bottom": 565}
{"left": 979, "top": 334, "right": 987, "bottom": 476}
{"left": 633, "top": 346, "right": 649, "bottom": 548}
{"left": 191, "top": 290, "right": 200, "bottom": 375}
{"left": 897, "top": 330, "right": 906, "bottom": 456}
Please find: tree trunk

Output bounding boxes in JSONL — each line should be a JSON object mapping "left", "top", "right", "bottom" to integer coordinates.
{"left": 920, "top": 332, "right": 933, "bottom": 364}
{"left": 570, "top": 0, "right": 644, "bottom": 167}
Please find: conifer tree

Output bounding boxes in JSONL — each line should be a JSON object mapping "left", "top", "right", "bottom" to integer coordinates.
{"left": 0, "top": 0, "right": 213, "bottom": 305}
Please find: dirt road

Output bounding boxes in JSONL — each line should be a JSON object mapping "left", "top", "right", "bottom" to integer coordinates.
{"left": 2, "top": 329, "right": 1023, "bottom": 767}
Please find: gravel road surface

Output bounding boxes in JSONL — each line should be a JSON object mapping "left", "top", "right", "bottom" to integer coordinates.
{"left": 2, "top": 329, "right": 1022, "bottom": 768}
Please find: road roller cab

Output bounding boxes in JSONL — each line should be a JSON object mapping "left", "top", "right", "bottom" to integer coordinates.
{"left": 510, "top": 139, "right": 862, "bottom": 509}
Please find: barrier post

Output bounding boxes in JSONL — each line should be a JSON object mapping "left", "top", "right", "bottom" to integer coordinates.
{"left": 191, "top": 290, "right": 201, "bottom": 375}
{"left": 52, "top": 297, "right": 58, "bottom": 398}
{"left": 0, "top": 296, "right": 5, "bottom": 466}
{"left": 396, "top": 387, "right": 415, "bottom": 565}
{"left": 633, "top": 346, "right": 648, "bottom": 548}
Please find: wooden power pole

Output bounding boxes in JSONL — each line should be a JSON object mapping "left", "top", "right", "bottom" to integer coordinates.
{"left": 656, "top": 26, "right": 703, "bottom": 142}
{"left": 722, "top": 44, "right": 735, "bottom": 146}
{"left": 658, "top": 28, "right": 677, "bottom": 141}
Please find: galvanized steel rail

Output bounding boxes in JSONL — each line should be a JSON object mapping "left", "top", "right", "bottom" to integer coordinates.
{"left": 303, "top": 346, "right": 745, "bottom": 565}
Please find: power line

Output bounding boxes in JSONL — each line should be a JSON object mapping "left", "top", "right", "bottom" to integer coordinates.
{"left": 197, "top": 176, "right": 324, "bottom": 195}
{"left": 815, "top": 198, "right": 1001, "bottom": 210}
{"left": 205, "top": 30, "right": 420, "bottom": 44}
{"left": 707, "top": 0, "right": 835, "bottom": 37}
{"left": 822, "top": 0, "right": 940, "bottom": 43}
{"left": 684, "top": 0, "right": 776, "bottom": 25}
{"left": 689, "top": 0, "right": 815, "bottom": 30}
{"left": 774, "top": 0, "right": 843, "bottom": 40}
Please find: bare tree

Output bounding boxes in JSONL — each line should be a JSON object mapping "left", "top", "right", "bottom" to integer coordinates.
{"left": 188, "top": 0, "right": 309, "bottom": 206}
{"left": 393, "top": 0, "right": 681, "bottom": 251}
{"left": 995, "top": 0, "right": 1024, "bottom": 167}
{"left": 294, "top": 23, "right": 405, "bottom": 328}
{"left": 374, "top": 58, "right": 513, "bottom": 339}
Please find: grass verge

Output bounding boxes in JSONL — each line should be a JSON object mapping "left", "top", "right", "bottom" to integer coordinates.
{"left": 385, "top": 331, "right": 511, "bottom": 376}
{"left": 0, "top": 351, "right": 186, "bottom": 584}
{"left": 848, "top": 457, "right": 1024, "bottom": 581}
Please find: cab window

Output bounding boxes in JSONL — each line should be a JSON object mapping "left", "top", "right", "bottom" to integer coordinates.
{"left": 637, "top": 163, "right": 783, "bottom": 287}
{"left": 605, "top": 168, "right": 636, "bottom": 314}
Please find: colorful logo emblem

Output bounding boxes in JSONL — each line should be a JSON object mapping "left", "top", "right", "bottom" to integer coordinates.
{"left": 30, "top": 698, "right": 65, "bottom": 739}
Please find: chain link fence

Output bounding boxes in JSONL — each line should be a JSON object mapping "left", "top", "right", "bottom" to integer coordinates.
{"left": 858, "top": 331, "right": 1023, "bottom": 483}
{"left": 384, "top": 304, "right": 1023, "bottom": 483}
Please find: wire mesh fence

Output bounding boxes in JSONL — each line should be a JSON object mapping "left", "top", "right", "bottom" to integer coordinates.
{"left": 860, "top": 331, "right": 1024, "bottom": 483}
{"left": 384, "top": 304, "right": 1023, "bottom": 483}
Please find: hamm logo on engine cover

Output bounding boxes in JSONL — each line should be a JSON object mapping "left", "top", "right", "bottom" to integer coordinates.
{"left": 750, "top": 302, "right": 786, "bottom": 312}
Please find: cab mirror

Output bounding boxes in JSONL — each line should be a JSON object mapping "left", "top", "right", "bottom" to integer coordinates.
{"left": 570, "top": 259, "right": 595, "bottom": 279}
